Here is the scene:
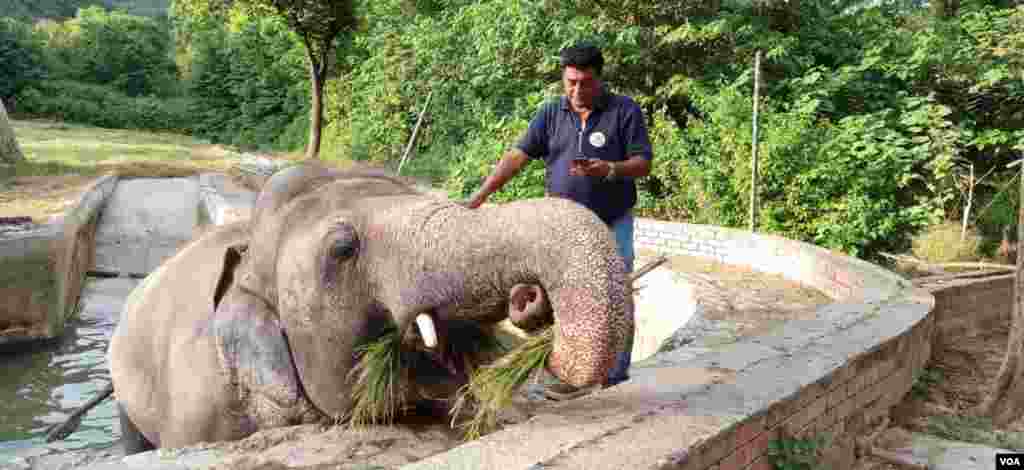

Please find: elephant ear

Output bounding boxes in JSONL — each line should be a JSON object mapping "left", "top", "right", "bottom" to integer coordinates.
{"left": 214, "top": 243, "right": 247, "bottom": 310}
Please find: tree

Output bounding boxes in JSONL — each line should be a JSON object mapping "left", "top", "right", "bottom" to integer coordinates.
{"left": 0, "top": 100, "right": 26, "bottom": 164}
{"left": 247, "top": 0, "right": 357, "bottom": 159}
{"left": 0, "top": 17, "right": 47, "bottom": 102}
{"left": 976, "top": 150, "right": 1024, "bottom": 426}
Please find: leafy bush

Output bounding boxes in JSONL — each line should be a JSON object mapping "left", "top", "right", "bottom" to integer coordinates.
{"left": 0, "top": 17, "right": 48, "bottom": 100}
{"left": 182, "top": 12, "right": 307, "bottom": 151}
{"left": 16, "top": 80, "right": 193, "bottom": 132}
{"left": 40, "top": 7, "right": 178, "bottom": 97}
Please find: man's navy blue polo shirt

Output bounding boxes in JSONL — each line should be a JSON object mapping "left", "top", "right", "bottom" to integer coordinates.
{"left": 514, "top": 89, "right": 653, "bottom": 227}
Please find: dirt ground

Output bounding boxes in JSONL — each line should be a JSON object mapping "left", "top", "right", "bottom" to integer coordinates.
{"left": 636, "top": 248, "right": 834, "bottom": 339}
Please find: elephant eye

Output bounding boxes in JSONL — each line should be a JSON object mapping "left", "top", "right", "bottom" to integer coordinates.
{"left": 327, "top": 222, "right": 359, "bottom": 261}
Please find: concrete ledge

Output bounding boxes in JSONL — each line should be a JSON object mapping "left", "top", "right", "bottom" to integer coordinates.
{"left": 198, "top": 173, "right": 257, "bottom": 227}
{"left": 55, "top": 174, "right": 119, "bottom": 327}
{"left": 0, "top": 174, "right": 118, "bottom": 347}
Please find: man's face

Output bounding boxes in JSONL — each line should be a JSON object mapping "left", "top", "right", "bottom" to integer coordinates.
{"left": 562, "top": 65, "right": 601, "bottom": 111}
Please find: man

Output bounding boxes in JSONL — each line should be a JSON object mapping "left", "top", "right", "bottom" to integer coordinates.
{"left": 462, "top": 42, "right": 653, "bottom": 389}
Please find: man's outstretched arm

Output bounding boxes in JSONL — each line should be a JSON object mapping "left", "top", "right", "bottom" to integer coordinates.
{"left": 463, "top": 148, "right": 530, "bottom": 208}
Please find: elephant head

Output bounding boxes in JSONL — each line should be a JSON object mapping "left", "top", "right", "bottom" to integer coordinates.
{"left": 219, "top": 163, "right": 631, "bottom": 420}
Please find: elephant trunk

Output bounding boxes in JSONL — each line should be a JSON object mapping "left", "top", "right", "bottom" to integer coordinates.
{"left": 488, "top": 199, "right": 630, "bottom": 388}
{"left": 373, "top": 196, "right": 629, "bottom": 388}
{"left": 404, "top": 198, "right": 631, "bottom": 389}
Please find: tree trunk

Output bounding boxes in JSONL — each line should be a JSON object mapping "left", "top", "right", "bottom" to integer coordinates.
{"left": 975, "top": 155, "right": 1024, "bottom": 426}
{"left": 0, "top": 100, "right": 26, "bottom": 164}
{"left": 306, "top": 61, "right": 325, "bottom": 160}
{"left": 931, "top": 0, "right": 960, "bottom": 18}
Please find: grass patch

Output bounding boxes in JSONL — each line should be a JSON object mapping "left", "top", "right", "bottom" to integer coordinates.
{"left": 0, "top": 119, "right": 265, "bottom": 221}
{"left": 926, "top": 415, "right": 1024, "bottom": 450}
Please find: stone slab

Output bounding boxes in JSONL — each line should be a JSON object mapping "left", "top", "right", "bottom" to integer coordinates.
{"left": 75, "top": 277, "right": 140, "bottom": 324}
{"left": 401, "top": 366, "right": 733, "bottom": 470}
{"left": 92, "top": 177, "right": 199, "bottom": 276}
{"left": 197, "top": 173, "right": 257, "bottom": 227}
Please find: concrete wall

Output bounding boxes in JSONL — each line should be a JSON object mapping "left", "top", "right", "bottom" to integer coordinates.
{"left": 0, "top": 226, "right": 61, "bottom": 345}
{"left": 0, "top": 174, "right": 117, "bottom": 347}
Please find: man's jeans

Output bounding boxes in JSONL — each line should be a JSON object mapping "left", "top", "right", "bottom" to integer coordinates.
{"left": 607, "top": 210, "right": 634, "bottom": 386}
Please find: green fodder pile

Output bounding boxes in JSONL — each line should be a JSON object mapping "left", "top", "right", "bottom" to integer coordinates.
{"left": 346, "top": 321, "right": 537, "bottom": 437}
{"left": 450, "top": 327, "right": 553, "bottom": 440}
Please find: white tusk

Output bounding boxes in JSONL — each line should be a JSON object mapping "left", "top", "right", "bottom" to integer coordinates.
{"left": 416, "top": 313, "right": 437, "bottom": 348}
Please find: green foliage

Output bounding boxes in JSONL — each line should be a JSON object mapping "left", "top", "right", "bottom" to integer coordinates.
{"left": 0, "top": 17, "right": 48, "bottom": 100}
{"left": 926, "top": 414, "right": 1024, "bottom": 450}
{"left": 14, "top": 0, "right": 1024, "bottom": 262}
{"left": 346, "top": 0, "right": 589, "bottom": 170}
{"left": 181, "top": 11, "right": 308, "bottom": 150}
{"left": 911, "top": 367, "right": 944, "bottom": 399}
{"left": 767, "top": 434, "right": 828, "bottom": 470}
{"left": 40, "top": 7, "right": 179, "bottom": 97}
{"left": 0, "top": 0, "right": 106, "bottom": 20}
{"left": 16, "top": 80, "right": 193, "bottom": 132}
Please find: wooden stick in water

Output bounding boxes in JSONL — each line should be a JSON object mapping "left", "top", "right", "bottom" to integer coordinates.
{"left": 629, "top": 256, "right": 668, "bottom": 285}
{"left": 45, "top": 383, "right": 114, "bottom": 443}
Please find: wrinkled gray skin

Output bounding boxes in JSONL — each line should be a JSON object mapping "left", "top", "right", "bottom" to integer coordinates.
{"left": 107, "top": 163, "right": 631, "bottom": 451}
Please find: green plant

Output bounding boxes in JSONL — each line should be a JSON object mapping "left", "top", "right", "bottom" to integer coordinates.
{"left": 910, "top": 367, "right": 943, "bottom": 399}
{"left": 767, "top": 434, "right": 828, "bottom": 470}
{"left": 926, "top": 415, "right": 1024, "bottom": 450}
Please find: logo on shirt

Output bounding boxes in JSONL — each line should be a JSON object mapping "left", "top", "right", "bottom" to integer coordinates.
{"left": 589, "top": 131, "right": 607, "bottom": 148}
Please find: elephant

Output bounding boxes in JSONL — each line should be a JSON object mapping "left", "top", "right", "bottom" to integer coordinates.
{"left": 106, "top": 163, "right": 632, "bottom": 453}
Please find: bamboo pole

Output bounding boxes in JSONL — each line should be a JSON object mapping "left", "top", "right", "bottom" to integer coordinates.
{"left": 749, "top": 50, "right": 762, "bottom": 233}
{"left": 397, "top": 90, "right": 434, "bottom": 175}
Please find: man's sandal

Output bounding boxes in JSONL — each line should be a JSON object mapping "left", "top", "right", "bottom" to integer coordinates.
{"left": 543, "top": 383, "right": 602, "bottom": 401}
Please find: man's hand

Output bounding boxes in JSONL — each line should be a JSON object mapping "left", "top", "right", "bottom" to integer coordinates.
{"left": 570, "top": 158, "right": 612, "bottom": 178}
{"left": 457, "top": 194, "right": 485, "bottom": 209}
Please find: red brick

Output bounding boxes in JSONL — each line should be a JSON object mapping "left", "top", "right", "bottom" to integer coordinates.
{"left": 735, "top": 415, "right": 766, "bottom": 446}
{"left": 744, "top": 454, "right": 775, "bottom": 470}
{"left": 719, "top": 448, "right": 742, "bottom": 470}
{"left": 737, "top": 442, "right": 757, "bottom": 468}
{"left": 749, "top": 427, "right": 779, "bottom": 458}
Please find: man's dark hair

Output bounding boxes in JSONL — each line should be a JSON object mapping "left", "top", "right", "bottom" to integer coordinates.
{"left": 560, "top": 43, "right": 604, "bottom": 76}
